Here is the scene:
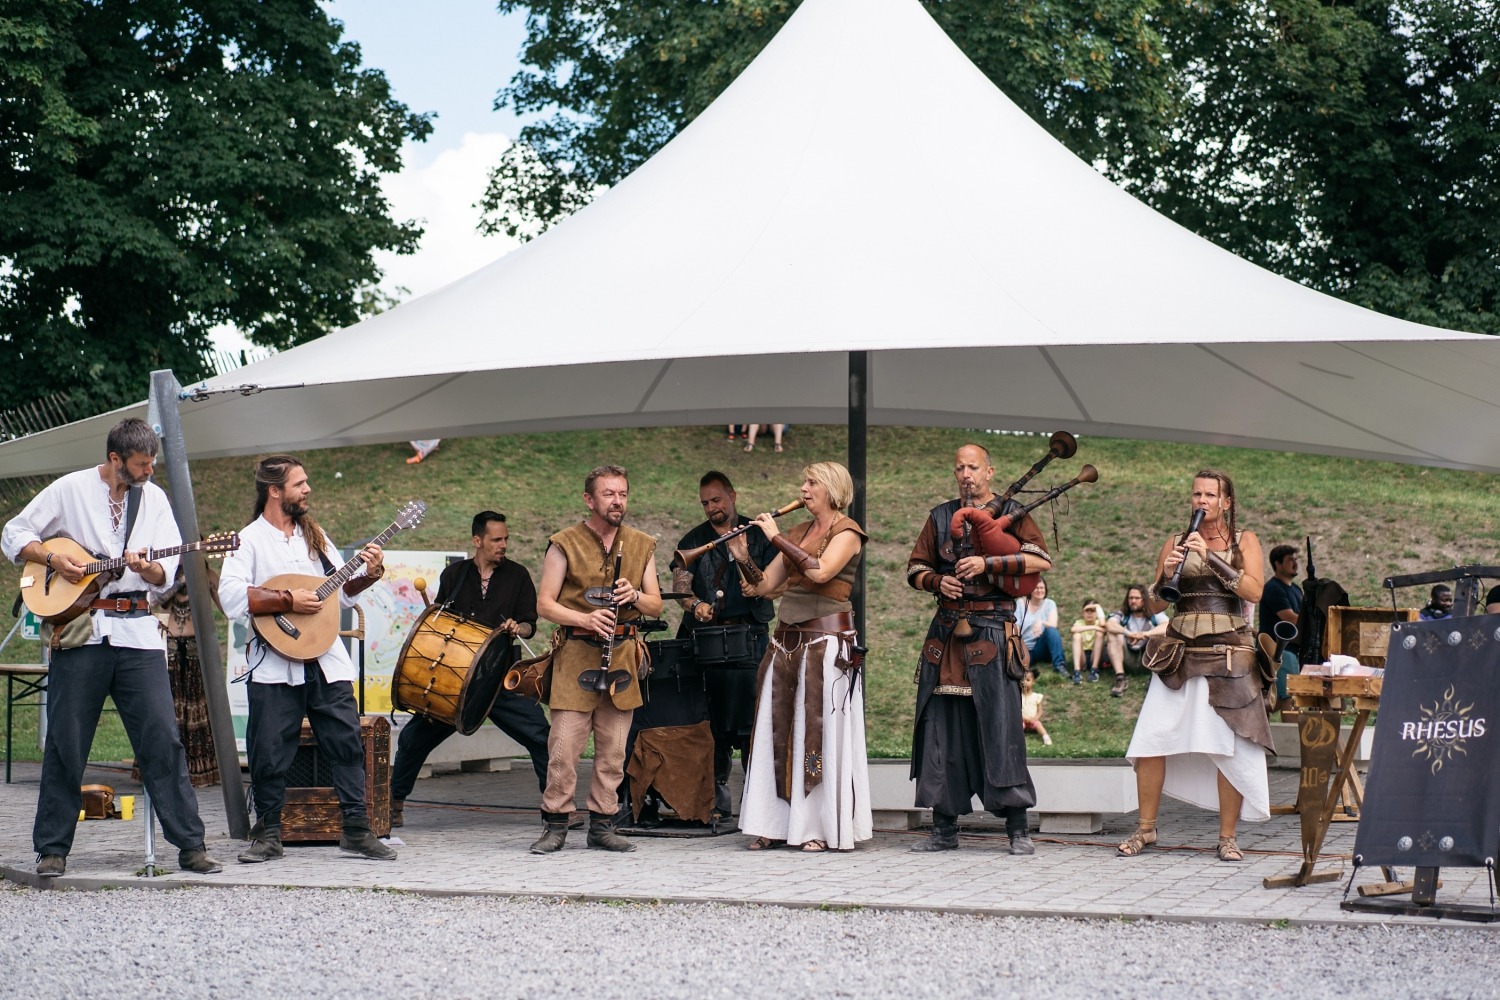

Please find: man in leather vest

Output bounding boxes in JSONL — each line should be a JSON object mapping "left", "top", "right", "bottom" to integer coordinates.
{"left": 530, "top": 465, "right": 663, "bottom": 854}
{"left": 905, "top": 444, "right": 1053, "bottom": 855}
{"left": 670, "top": 471, "right": 777, "bottom": 819}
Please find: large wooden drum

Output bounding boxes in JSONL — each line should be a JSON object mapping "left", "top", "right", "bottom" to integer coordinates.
{"left": 393, "top": 606, "right": 514, "bottom": 735}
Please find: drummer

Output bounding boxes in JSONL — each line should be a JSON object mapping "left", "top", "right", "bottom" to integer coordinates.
{"left": 671, "top": 471, "right": 778, "bottom": 820}
{"left": 389, "top": 511, "right": 549, "bottom": 828}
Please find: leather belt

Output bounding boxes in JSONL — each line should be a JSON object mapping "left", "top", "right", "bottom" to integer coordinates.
{"left": 562, "top": 623, "right": 639, "bottom": 642}
{"left": 89, "top": 597, "right": 152, "bottom": 615}
{"left": 938, "top": 598, "right": 1016, "bottom": 613}
{"left": 776, "top": 611, "right": 854, "bottom": 636}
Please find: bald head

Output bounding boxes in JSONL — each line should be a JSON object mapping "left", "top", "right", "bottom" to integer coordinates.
{"left": 954, "top": 444, "right": 995, "bottom": 501}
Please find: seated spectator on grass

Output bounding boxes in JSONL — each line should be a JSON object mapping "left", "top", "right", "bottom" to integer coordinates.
{"left": 1020, "top": 672, "right": 1051, "bottom": 746}
{"left": 1017, "top": 578, "right": 1067, "bottom": 677}
{"left": 1070, "top": 600, "right": 1107, "bottom": 685}
{"left": 1105, "top": 584, "right": 1168, "bottom": 697}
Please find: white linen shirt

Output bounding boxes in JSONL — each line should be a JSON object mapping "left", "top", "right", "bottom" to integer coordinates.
{"left": 1, "top": 468, "right": 180, "bottom": 651}
{"left": 217, "top": 514, "right": 363, "bottom": 686}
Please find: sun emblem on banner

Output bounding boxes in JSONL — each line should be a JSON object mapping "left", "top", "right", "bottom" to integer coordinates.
{"left": 1411, "top": 685, "right": 1476, "bottom": 775}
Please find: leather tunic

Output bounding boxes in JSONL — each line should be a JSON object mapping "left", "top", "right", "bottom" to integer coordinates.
{"left": 1157, "top": 544, "right": 1274, "bottom": 752}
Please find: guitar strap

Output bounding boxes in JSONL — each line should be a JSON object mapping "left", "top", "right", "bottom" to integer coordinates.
{"left": 122, "top": 486, "right": 142, "bottom": 551}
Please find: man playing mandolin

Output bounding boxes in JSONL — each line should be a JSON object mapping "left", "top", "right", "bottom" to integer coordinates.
{"left": 2, "top": 418, "right": 224, "bottom": 878}
{"left": 217, "top": 454, "right": 395, "bottom": 863}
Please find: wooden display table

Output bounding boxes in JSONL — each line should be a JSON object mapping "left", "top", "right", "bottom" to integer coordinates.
{"left": 1263, "top": 674, "right": 1392, "bottom": 889}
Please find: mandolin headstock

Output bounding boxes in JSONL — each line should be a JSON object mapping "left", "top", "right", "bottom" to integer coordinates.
{"left": 199, "top": 531, "right": 241, "bottom": 556}
{"left": 394, "top": 500, "right": 428, "bottom": 532}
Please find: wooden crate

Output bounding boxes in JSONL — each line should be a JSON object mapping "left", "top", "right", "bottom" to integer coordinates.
{"left": 1323, "top": 606, "right": 1418, "bottom": 667}
{"left": 281, "top": 715, "right": 391, "bottom": 842}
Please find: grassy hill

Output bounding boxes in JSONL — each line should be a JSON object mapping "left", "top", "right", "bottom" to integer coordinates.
{"left": 5, "top": 424, "right": 1498, "bottom": 762}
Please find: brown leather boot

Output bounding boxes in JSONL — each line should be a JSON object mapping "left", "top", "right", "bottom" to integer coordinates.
{"left": 529, "top": 811, "right": 570, "bottom": 854}
{"left": 586, "top": 810, "right": 636, "bottom": 852}
{"left": 390, "top": 798, "right": 405, "bottom": 828}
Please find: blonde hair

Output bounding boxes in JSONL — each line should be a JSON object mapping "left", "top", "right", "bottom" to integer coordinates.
{"left": 803, "top": 461, "right": 854, "bottom": 512}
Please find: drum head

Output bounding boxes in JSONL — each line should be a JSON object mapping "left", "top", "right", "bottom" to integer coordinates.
{"left": 457, "top": 629, "right": 517, "bottom": 735}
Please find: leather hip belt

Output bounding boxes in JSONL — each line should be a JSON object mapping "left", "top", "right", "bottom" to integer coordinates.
{"left": 775, "top": 611, "right": 854, "bottom": 638}
{"left": 90, "top": 593, "right": 151, "bottom": 617}
{"left": 561, "top": 623, "right": 639, "bottom": 647}
{"left": 938, "top": 597, "right": 1015, "bottom": 614}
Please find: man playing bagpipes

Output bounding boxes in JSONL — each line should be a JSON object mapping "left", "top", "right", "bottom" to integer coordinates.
{"left": 905, "top": 443, "right": 1053, "bottom": 856}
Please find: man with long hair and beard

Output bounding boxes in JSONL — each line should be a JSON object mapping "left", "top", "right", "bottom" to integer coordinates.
{"left": 218, "top": 455, "right": 395, "bottom": 863}
{"left": 4, "top": 418, "right": 223, "bottom": 877}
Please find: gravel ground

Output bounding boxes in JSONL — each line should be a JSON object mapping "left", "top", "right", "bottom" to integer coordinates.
{"left": 1, "top": 884, "right": 1495, "bottom": 999}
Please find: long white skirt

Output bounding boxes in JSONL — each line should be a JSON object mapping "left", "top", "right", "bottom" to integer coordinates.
{"left": 739, "top": 635, "right": 873, "bottom": 849}
{"left": 1126, "top": 674, "right": 1270, "bottom": 822}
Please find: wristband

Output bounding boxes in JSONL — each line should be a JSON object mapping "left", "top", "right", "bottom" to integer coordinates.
{"left": 45, "top": 552, "right": 54, "bottom": 569}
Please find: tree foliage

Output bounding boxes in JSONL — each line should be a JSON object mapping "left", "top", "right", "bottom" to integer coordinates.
{"left": 0, "top": 0, "right": 432, "bottom": 413}
{"left": 481, "top": 0, "right": 1498, "bottom": 335}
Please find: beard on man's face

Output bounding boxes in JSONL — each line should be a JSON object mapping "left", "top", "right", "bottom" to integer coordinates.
{"left": 707, "top": 508, "right": 729, "bottom": 525}
{"left": 280, "top": 498, "right": 309, "bottom": 519}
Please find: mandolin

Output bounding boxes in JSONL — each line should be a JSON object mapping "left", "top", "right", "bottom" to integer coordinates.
{"left": 20, "top": 533, "right": 242, "bottom": 624}
{"left": 252, "top": 500, "right": 426, "bottom": 661}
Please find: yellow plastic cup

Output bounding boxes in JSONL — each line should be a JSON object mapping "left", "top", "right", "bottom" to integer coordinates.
{"left": 118, "top": 795, "right": 135, "bottom": 820}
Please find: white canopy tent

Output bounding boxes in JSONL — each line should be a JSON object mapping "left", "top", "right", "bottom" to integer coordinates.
{"left": 3, "top": 0, "right": 1497, "bottom": 479}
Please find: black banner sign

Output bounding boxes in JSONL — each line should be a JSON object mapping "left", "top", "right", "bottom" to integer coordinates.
{"left": 1354, "top": 616, "right": 1500, "bottom": 869}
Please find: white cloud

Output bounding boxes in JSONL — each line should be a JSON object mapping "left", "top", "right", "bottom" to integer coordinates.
{"left": 211, "top": 131, "right": 516, "bottom": 356}
{"left": 373, "top": 131, "right": 519, "bottom": 302}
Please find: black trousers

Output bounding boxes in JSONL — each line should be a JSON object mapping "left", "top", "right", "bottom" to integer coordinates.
{"left": 35, "top": 641, "right": 206, "bottom": 856}
{"left": 389, "top": 689, "right": 551, "bottom": 800}
{"left": 703, "top": 663, "right": 756, "bottom": 782}
{"left": 246, "top": 664, "right": 367, "bottom": 828}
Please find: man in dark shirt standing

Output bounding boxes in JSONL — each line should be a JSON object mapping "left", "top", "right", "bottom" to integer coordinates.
{"left": 389, "top": 511, "right": 549, "bottom": 826}
{"left": 1259, "top": 544, "right": 1303, "bottom": 712}
{"left": 670, "top": 471, "right": 777, "bottom": 819}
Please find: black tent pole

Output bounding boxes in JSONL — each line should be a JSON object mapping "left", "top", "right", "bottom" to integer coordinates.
{"left": 848, "top": 351, "right": 867, "bottom": 647}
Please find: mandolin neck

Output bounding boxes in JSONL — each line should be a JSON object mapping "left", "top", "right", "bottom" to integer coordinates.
{"left": 313, "top": 520, "right": 405, "bottom": 600}
{"left": 81, "top": 541, "right": 197, "bottom": 577}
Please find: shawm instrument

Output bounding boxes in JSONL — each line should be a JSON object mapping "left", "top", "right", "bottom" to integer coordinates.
{"left": 253, "top": 500, "right": 426, "bottom": 660}
{"left": 20, "top": 533, "right": 241, "bottom": 625}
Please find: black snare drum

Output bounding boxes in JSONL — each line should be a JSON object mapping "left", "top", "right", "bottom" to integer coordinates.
{"left": 644, "top": 639, "right": 699, "bottom": 680}
{"left": 691, "top": 624, "right": 766, "bottom": 667}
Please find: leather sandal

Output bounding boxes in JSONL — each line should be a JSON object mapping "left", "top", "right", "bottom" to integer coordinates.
{"left": 800, "top": 840, "right": 828, "bottom": 852}
{"left": 1116, "top": 826, "right": 1157, "bottom": 857}
{"left": 1217, "top": 836, "right": 1244, "bottom": 862}
{"left": 746, "top": 836, "right": 784, "bottom": 851}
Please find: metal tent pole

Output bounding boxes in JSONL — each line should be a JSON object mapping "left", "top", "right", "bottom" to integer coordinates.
{"left": 848, "top": 351, "right": 868, "bottom": 647}
{"left": 148, "top": 370, "right": 251, "bottom": 839}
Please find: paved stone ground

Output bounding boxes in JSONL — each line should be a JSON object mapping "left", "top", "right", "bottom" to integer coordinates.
{"left": 1, "top": 758, "right": 1496, "bottom": 928}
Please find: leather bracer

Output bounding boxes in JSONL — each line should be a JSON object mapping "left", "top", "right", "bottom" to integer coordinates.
{"left": 771, "top": 534, "right": 820, "bottom": 573}
{"left": 247, "top": 587, "right": 293, "bottom": 615}
{"left": 1205, "top": 551, "right": 1244, "bottom": 592}
{"left": 343, "top": 573, "right": 379, "bottom": 598}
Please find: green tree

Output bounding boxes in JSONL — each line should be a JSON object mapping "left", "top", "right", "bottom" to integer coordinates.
{"left": 481, "top": 0, "right": 1498, "bottom": 335}
{"left": 0, "top": 0, "right": 432, "bottom": 413}
{"left": 1130, "top": 0, "right": 1499, "bottom": 335}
